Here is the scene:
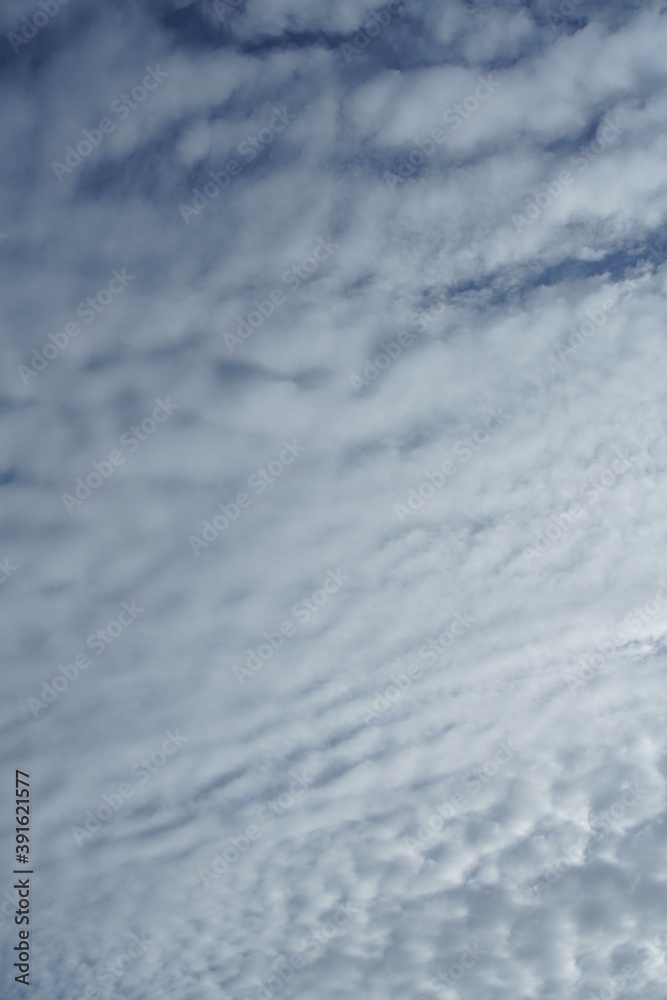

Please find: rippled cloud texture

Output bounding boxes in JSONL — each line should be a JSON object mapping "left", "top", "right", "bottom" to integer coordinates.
{"left": 2, "top": 0, "right": 667, "bottom": 998}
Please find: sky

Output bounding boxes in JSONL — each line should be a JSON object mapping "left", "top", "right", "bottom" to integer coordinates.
{"left": 2, "top": 0, "right": 667, "bottom": 998}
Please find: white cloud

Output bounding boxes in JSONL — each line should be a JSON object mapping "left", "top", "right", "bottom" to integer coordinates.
{"left": 2, "top": 2, "right": 667, "bottom": 998}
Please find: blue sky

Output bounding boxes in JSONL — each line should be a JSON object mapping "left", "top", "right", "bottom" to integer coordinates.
{"left": 2, "top": 1, "right": 667, "bottom": 998}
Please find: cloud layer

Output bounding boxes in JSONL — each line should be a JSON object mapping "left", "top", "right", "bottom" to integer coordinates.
{"left": 2, "top": 1, "right": 667, "bottom": 999}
